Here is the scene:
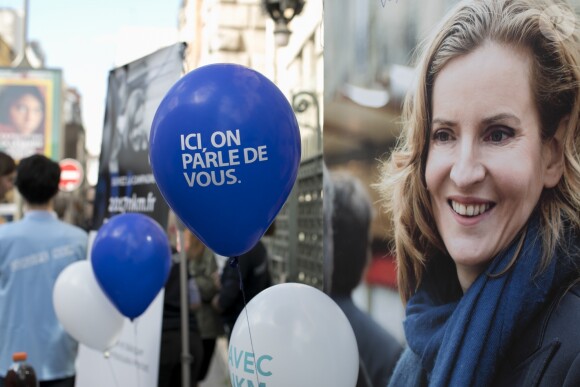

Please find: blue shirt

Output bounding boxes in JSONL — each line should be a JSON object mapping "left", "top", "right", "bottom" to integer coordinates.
{"left": 0, "top": 211, "right": 88, "bottom": 380}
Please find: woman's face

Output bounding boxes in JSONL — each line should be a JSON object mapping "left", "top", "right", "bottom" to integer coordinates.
{"left": 9, "top": 93, "right": 44, "bottom": 135}
{"left": 425, "top": 42, "right": 562, "bottom": 289}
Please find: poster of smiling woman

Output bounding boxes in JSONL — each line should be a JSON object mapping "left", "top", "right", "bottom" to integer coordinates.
{"left": 0, "top": 68, "right": 62, "bottom": 161}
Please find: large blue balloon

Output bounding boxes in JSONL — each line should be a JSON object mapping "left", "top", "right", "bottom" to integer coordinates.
{"left": 91, "top": 213, "right": 171, "bottom": 320}
{"left": 150, "top": 64, "right": 300, "bottom": 256}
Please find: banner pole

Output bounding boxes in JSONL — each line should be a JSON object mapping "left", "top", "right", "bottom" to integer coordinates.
{"left": 176, "top": 221, "right": 191, "bottom": 387}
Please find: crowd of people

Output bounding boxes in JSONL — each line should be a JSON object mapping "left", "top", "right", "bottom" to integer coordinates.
{"left": 0, "top": 149, "right": 276, "bottom": 387}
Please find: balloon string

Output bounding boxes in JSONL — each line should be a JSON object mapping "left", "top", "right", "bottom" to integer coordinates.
{"left": 229, "top": 256, "right": 261, "bottom": 387}
{"left": 105, "top": 353, "right": 121, "bottom": 387}
{"left": 133, "top": 321, "right": 141, "bottom": 387}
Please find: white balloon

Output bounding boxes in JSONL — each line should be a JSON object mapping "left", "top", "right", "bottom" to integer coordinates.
{"left": 228, "top": 283, "right": 359, "bottom": 387}
{"left": 53, "top": 260, "right": 125, "bottom": 352}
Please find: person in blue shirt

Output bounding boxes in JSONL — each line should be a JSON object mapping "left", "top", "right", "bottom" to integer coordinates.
{"left": 0, "top": 154, "right": 88, "bottom": 387}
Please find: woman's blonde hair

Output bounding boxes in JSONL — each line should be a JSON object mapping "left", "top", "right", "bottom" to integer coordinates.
{"left": 378, "top": 0, "right": 580, "bottom": 303}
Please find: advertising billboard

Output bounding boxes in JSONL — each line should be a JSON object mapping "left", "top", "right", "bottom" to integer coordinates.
{"left": 0, "top": 68, "right": 62, "bottom": 160}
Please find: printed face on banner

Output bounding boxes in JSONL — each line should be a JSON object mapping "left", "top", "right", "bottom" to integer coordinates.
{"left": 0, "top": 70, "right": 60, "bottom": 161}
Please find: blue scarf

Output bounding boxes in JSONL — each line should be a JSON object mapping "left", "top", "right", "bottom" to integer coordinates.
{"left": 403, "top": 216, "right": 576, "bottom": 386}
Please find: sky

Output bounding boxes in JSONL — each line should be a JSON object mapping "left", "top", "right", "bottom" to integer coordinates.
{"left": 2, "top": 0, "right": 182, "bottom": 158}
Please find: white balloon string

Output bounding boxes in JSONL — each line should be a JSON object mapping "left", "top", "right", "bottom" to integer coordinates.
{"left": 104, "top": 352, "right": 121, "bottom": 387}
{"left": 231, "top": 256, "right": 261, "bottom": 387}
{"left": 103, "top": 351, "right": 119, "bottom": 387}
{"left": 133, "top": 321, "right": 141, "bottom": 387}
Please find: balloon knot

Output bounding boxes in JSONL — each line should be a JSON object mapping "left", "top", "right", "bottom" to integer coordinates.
{"left": 228, "top": 256, "right": 239, "bottom": 268}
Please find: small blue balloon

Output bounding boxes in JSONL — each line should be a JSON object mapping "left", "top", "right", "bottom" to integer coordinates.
{"left": 91, "top": 213, "right": 171, "bottom": 320}
{"left": 150, "top": 64, "right": 300, "bottom": 256}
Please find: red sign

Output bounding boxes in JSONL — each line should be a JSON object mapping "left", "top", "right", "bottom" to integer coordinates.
{"left": 59, "top": 158, "right": 84, "bottom": 192}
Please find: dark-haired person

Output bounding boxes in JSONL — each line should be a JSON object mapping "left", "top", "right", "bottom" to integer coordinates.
{"left": 328, "top": 171, "right": 403, "bottom": 387}
{"left": 0, "top": 155, "right": 88, "bottom": 387}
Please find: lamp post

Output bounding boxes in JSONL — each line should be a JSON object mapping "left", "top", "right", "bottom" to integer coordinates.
{"left": 262, "top": 0, "right": 305, "bottom": 47}
{"left": 11, "top": 0, "right": 32, "bottom": 68}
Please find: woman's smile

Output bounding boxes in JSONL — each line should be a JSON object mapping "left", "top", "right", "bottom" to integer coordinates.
{"left": 448, "top": 198, "right": 494, "bottom": 217}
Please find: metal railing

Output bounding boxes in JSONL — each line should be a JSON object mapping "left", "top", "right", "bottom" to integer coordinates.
{"left": 264, "top": 90, "right": 323, "bottom": 290}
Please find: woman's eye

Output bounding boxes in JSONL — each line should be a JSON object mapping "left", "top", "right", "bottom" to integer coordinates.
{"left": 433, "top": 130, "right": 452, "bottom": 142}
{"left": 484, "top": 127, "right": 513, "bottom": 143}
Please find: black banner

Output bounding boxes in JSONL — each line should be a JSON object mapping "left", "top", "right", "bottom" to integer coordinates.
{"left": 92, "top": 43, "right": 184, "bottom": 230}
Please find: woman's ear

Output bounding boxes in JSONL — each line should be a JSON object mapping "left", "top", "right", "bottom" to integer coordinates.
{"left": 543, "top": 115, "right": 567, "bottom": 188}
